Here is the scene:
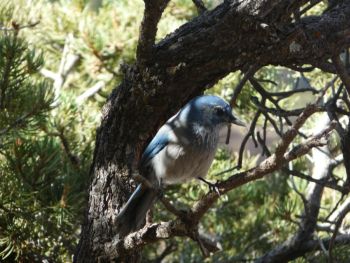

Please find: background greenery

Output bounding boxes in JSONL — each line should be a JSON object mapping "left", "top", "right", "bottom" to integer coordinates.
{"left": 0, "top": 0, "right": 348, "bottom": 262}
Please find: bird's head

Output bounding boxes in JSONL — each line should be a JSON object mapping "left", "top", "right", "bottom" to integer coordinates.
{"left": 180, "top": 95, "right": 245, "bottom": 128}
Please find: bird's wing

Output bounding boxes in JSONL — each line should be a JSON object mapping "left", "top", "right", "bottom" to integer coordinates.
{"left": 140, "top": 131, "right": 169, "bottom": 168}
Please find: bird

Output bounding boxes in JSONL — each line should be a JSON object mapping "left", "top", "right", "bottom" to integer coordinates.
{"left": 115, "top": 95, "right": 245, "bottom": 237}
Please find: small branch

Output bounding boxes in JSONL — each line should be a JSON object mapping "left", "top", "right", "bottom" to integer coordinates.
{"left": 317, "top": 235, "right": 330, "bottom": 259}
{"left": 251, "top": 96, "right": 306, "bottom": 117}
{"left": 230, "top": 65, "right": 259, "bottom": 106}
{"left": 288, "top": 64, "right": 314, "bottom": 72}
{"left": 0, "top": 103, "right": 52, "bottom": 137}
{"left": 325, "top": 194, "right": 346, "bottom": 223}
{"left": 249, "top": 77, "right": 293, "bottom": 126}
{"left": 236, "top": 107, "right": 262, "bottom": 169}
{"left": 197, "top": 230, "right": 222, "bottom": 254}
{"left": 269, "top": 87, "right": 319, "bottom": 98}
{"left": 153, "top": 241, "right": 177, "bottom": 263}
{"left": 0, "top": 112, "right": 34, "bottom": 136}
{"left": 274, "top": 104, "right": 320, "bottom": 156}
{"left": 284, "top": 168, "right": 344, "bottom": 193}
{"left": 76, "top": 80, "right": 106, "bottom": 104}
{"left": 328, "top": 201, "right": 350, "bottom": 262}
{"left": 160, "top": 197, "right": 189, "bottom": 220}
{"left": 332, "top": 55, "right": 350, "bottom": 96}
{"left": 46, "top": 129, "right": 80, "bottom": 167}
{"left": 41, "top": 34, "right": 80, "bottom": 106}
{"left": 0, "top": 20, "right": 40, "bottom": 31}
{"left": 57, "top": 129, "right": 80, "bottom": 167}
{"left": 312, "top": 61, "right": 337, "bottom": 74}
{"left": 330, "top": 154, "right": 344, "bottom": 170}
{"left": 327, "top": 91, "right": 350, "bottom": 189}
{"left": 40, "top": 68, "right": 58, "bottom": 80}
{"left": 263, "top": 111, "right": 283, "bottom": 137}
{"left": 257, "top": 130, "right": 271, "bottom": 157}
{"left": 136, "top": 0, "right": 170, "bottom": 65}
{"left": 283, "top": 121, "right": 336, "bottom": 161}
{"left": 328, "top": 197, "right": 350, "bottom": 223}
{"left": 53, "top": 35, "right": 77, "bottom": 104}
{"left": 104, "top": 220, "right": 186, "bottom": 259}
{"left": 290, "top": 171, "right": 308, "bottom": 208}
{"left": 192, "top": 0, "right": 207, "bottom": 14}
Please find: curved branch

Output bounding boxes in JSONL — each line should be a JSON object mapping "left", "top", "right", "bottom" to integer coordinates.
{"left": 137, "top": 0, "right": 170, "bottom": 65}
{"left": 257, "top": 234, "right": 350, "bottom": 263}
{"left": 153, "top": 1, "right": 350, "bottom": 88}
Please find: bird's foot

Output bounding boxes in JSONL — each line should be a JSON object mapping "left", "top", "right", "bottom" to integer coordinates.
{"left": 156, "top": 187, "right": 164, "bottom": 198}
{"left": 155, "top": 178, "right": 164, "bottom": 198}
{"left": 198, "top": 177, "right": 221, "bottom": 196}
{"left": 208, "top": 182, "right": 221, "bottom": 196}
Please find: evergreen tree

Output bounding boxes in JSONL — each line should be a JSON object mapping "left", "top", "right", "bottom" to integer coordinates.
{"left": 0, "top": 5, "right": 90, "bottom": 261}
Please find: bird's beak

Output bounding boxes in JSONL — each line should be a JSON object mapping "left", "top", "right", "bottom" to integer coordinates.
{"left": 229, "top": 113, "right": 246, "bottom": 127}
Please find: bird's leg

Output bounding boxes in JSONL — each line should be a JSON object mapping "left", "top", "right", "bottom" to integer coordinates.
{"left": 225, "top": 124, "right": 231, "bottom": 145}
{"left": 156, "top": 178, "right": 164, "bottom": 198}
{"left": 198, "top": 177, "right": 221, "bottom": 196}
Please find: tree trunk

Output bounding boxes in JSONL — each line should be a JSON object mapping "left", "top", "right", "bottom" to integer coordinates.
{"left": 74, "top": 60, "right": 208, "bottom": 261}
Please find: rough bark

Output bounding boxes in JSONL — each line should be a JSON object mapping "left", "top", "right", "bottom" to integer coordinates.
{"left": 75, "top": 0, "right": 350, "bottom": 261}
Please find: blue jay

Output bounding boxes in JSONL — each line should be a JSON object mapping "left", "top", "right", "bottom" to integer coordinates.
{"left": 116, "top": 95, "right": 245, "bottom": 237}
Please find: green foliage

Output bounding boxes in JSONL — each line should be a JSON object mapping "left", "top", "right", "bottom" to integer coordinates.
{"left": 0, "top": 34, "right": 53, "bottom": 145}
{"left": 0, "top": 2, "right": 93, "bottom": 261}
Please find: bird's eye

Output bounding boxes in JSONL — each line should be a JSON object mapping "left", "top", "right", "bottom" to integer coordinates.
{"left": 215, "top": 107, "right": 225, "bottom": 116}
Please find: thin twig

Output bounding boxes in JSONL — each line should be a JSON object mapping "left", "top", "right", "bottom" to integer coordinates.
{"left": 332, "top": 55, "right": 350, "bottom": 96}
{"left": 76, "top": 80, "right": 107, "bottom": 104}
{"left": 284, "top": 168, "right": 344, "bottom": 193}
{"left": 230, "top": 65, "right": 259, "bottom": 106}
{"left": 237, "top": 108, "right": 262, "bottom": 169}
{"left": 0, "top": 20, "right": 40, "bottom": 31}
{"left": 328, "top": 201, "right": 350, "bottom": 262}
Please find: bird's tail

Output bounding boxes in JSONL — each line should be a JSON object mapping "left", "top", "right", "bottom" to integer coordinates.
{"left": 115, "top": 184, "right": 158, "bottom": 238}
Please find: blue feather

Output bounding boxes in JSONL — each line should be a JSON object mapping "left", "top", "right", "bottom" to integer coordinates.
{"left": 140, "top": 133, "right": 169, "bottom": 167}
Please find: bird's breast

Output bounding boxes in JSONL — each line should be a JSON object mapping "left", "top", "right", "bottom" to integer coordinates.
{"left": 150, "top": 129, "right": 219, "bottom": 185}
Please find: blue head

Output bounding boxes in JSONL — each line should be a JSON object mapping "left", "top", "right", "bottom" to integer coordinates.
{"left": 178, "top": 95, "right": 245, "bottom": 128}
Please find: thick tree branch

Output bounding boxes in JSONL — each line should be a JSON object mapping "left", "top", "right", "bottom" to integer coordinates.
{"left": 136, "top": 0, "right": 170, "bottom": 65}
{"left": 256, "top": 234, "right": 350, "bottom": 263}
{"left": 154, "top": 1, "right": 350, "bottom": 84}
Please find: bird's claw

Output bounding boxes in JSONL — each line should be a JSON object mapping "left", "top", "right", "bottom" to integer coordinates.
{"left": 156, "top": 187, "right": 164, "bottom": 198}
{"left": 198, "top": 177, "right": 221, "bottom": 196}
{"left": 208, "top": 182, "right": 221, "bottom": 196}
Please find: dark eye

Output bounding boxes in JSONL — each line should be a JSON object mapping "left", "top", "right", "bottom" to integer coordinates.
{"left": 215, "top": 107, "right": 225, "bottom": 116}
